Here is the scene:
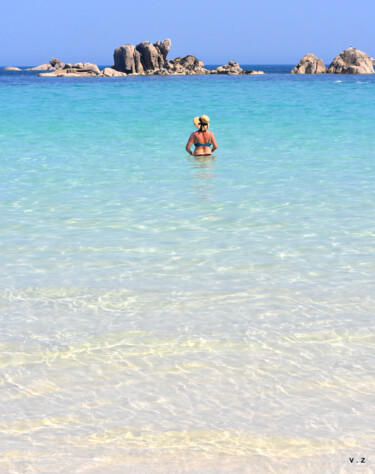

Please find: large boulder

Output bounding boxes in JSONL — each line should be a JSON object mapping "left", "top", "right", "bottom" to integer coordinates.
{"left": 113, "top": 44, "right": 144, "bottom": 74}
{"left": 211, "top": 60, "right": 243, "bottom": 75}
{"left": 50, "top": 58, "right": 65, "bottom": 69}
{"left": 291, "top": 54, "right": 326, "bottom": 74}
{"left": 4, "top": 66, "right": 22, "bottom": 71}
{"left": 100, "top": 67, "right": 127, "bottom": 77}
{"left": 39, "top": 62, "right": 101, "bottom": 77}
{"left": 113, "top": 38, "right": 171, "bottom": 74}
{"left": 136, "top": 41, "right": 163, "bottom": 71}
{"left": 26, "top": 58, "right": 65, "bottom": 71}
{"left": 71, "top": 62, "right": 100, "bottom": 74}
{"left": 167, "top": 55, "right": 210, "bottom": 75}
{"left": 154, "top": 39, "right": 171, "bottom": 61}
{"left": 326, "top": 47, "right": 374, "bottom": 74}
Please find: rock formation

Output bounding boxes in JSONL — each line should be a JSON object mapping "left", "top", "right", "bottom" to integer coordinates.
{"left": 136, "top": 41, "right": 167, "bottom": 71}
{"left": 113, "top": 39, "right": 171, "bottom": 74}
{"left": 242, "top": 69, "right": 264, "bottom": 75}
{"left": 4, "top": 66, "right": 22, "bottom": 71}
{"left": 154, "top": 39, "right": 171, "bottom": 61}
{"left": 211, "top": 61, "right": 243, "bottom": 74}
{"left": 113, "top": 39, "right": 209, "bottom": 75}
{"left": 167, "top": 55, "right": 210, "bottom": 75}
{"left": 39, "top": 62, "right": 100, "bottom": 77}
{"left": 33, "top": 38, "right": 267, "bottom": 78}
{"left": 50, "top": 58, "right": 65, "bottom": 69}
{"left": 210, "top": 61, "right": 264, "bottom": 75}
{"left": 242, "top": 70, "right": 265, "bottom": 75}
{"left": 26, "top": 58, "right": 65, "bottom": 71}
{"left": 113, "top": 44, "right": 144, "bottom": 74}
{"left": 326, "top": 47, "right": 374, "bottom": 74}
{"left": 70, "top": 63, "right": 100, "bottom": 74}
{"left": 27, "top": 63, "right": 54, "bottom": 71}
{"left": 291, "top": 54, "right": 326, "bottom": 74}
{"left": 100, "top": 67, "right": 127, "bottom": 77}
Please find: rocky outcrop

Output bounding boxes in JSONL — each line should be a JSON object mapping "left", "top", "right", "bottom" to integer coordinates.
{"left": 100, "top": 67, "right": 127, "bottom": 77}
{"left": 135, "top": 42, "right": 161, "bottom": 71}
{"left": 242, "top": 70, "right": 265, "bottom": 75}
{"left": 154, "top": 39, "right": 171, "bottom": 61}
{"left": 70, "top": 62, "right": 100, "bottom": 74}
{"left": 26, "top": 58, "right": 65, "bottom": 71}
{"left": 211, "top": 61, "right": 243, "bottom": 75}
{"left": 167, "top": 55, "right": 210, "bottom": 75}
{"left": 326, "top": 47, "right": 374, "bottom": 74}
{"left": 113, "top": 44, "right": 144, "bottom": 74}
{"left": 27, "top": 63, "right": 54, "bottom": 71}
{"left": 50, "top": 58, "right": 65, "bottom": 69}
{"left": 113, "top": 39, "right": 209, "bottom": 75}
{"left": 39, "top": 62, "right": 100, "bottom": 77}
{"left": 136, "top": 41, "right": 167, "bottom": 71}
{"left": 291, "top": 54, "right": 326, "bottom": 74}
{"left": 113, "top": 39, "right": 171, "bottom": 74}
{"left": 4, "top": 66, "right": 22, "bottom": 71}
{"left": 210, "top": 61, "right": 264, "bottom": 75}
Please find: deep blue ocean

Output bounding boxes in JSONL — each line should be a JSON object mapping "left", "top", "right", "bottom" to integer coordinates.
{"left": 1, "top": 65, "right": 375, "bottom": 473}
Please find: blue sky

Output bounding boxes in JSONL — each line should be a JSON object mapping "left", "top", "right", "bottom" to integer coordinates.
{"left": 1, "top": 0, "right": 374, "bottom": 66}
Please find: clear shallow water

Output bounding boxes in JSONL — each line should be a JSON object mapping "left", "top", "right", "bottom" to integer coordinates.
{"left": 0, "top": 70, "right": 375, "bottom": 473}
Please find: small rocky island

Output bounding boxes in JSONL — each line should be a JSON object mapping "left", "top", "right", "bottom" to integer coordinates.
{"left": 291, "top": 54, "right": 326, "bottom": 74}
{"left": 5, "top": 44, "right": 374, "bottom": 77}
{"left": 5, "top": 38, "right": 264, "bottom": 77}
{"left": 291, "top": 47, "right": 374, "bottom": 74}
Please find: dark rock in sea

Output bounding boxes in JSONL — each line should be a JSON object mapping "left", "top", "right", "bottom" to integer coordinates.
{"left": 113, "top": 44, "right": 144, "bottom": 74}
{"left": 136, "top": 41, "right": 165, "bottom": 71}
{"left": 326, "top": 47, "right": 374, "bottom": 74}
{"left": 291, "top": 54, "right": 326, "bottom": 74}
{"left": 210, "top": 61, "right": 264, "bottom": 75}
{"left": 211, "top": 61, "right": 243, "bottom": 75}
{"left": 167, "top": 55, "right": 210, "bottom": 75}
{"left": 242, "top": 70, "right": 265, "bottom": 75}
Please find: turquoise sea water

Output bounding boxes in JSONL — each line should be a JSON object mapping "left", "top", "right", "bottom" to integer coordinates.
{"left": 1, "top": 69, "right": 375, "bottom": 473}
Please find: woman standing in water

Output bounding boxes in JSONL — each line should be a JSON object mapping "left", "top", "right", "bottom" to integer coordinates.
{"left": 185, "top": 115, "right": 218, "bottom": 156}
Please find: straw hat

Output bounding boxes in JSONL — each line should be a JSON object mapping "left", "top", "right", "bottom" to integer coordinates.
{"left": 193, "top": 114, "right": 210, "bottom": 129}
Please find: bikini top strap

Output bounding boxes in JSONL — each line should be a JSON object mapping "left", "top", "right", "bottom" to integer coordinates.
{"left": 194, "top": 130, "right": 211, "bottom": 145}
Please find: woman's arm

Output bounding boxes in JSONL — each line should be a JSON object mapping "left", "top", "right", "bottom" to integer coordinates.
{"left": 185, "top": 133, "right": 195, "bottom": 155}
{"left": 210, "top": 132, "right": 218, "bottom": 152}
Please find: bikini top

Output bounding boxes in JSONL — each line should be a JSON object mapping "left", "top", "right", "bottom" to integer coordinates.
{"left": 194, "top": 131, "right": 212, "bottom": 147}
